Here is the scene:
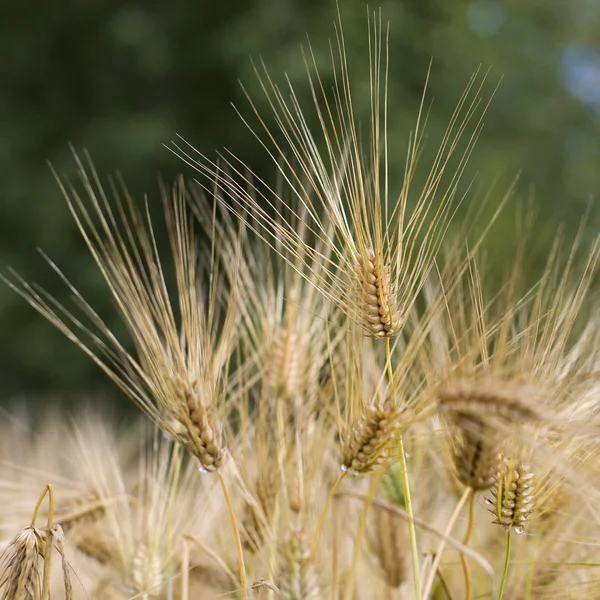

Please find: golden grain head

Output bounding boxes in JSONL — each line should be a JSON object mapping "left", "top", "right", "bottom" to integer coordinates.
{"left": 353, "top": 248, "right": 402, "bottom": 338}
{"left": 487, "top": 457, "right": 535, "bottom": 532}
{"left": 342, "top": 403, "right": 404, "bottom": 477}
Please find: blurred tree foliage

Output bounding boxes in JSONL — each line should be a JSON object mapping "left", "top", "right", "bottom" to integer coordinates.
{"left": 1, "top": 0, "right": 599, "bottom": 397}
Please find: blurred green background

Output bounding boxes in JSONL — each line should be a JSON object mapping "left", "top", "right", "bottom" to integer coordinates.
{"left": 1, "top": 0, "right": 599, "bottom": 398}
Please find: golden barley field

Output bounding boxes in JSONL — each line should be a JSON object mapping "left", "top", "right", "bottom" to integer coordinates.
{"left": 3, "top": 8, "right": 600, "bottom": 600}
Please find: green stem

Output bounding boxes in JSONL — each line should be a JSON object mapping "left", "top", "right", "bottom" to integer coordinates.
{"left": 498, "top": 529, "right": 512, "bottom": 600}
{"left": 385, "top": 337, "right": 421, "bottom": 600}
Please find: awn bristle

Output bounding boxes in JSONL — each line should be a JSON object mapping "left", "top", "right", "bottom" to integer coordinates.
{"left": 368, "top": 504, "right": 407, "bottom": 588}
{"left": 342, "top": 403, "right": 404, "bottom": 477}
{"left": 0, "top": 526, "right": 44, "bottom": 600}
{"left": 354, "top": 249, "right": 402, "bottom": 338}
{"left": 54, "top": 492, "right": 106, "bottom": 532}
{"left": 174, "top": 377, "right": 226, "bottom": 471}
{"left": 488, "top": 457, "right": 535, "bottom": 532}
{"left": 264, "top": 327, "right": 305, "bottom": 399}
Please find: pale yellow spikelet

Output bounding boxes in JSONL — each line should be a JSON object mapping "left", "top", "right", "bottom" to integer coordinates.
{"left": 367, "top": 504, "right": 407, "bottom": 588}
{"left": 264, "top": 327, "right": 306, "bottom": 400}
{"left": 488, "top": 456, "right": 535, "bottom": 533}
{"left": 279, "top": 529, "right": 321, "bottom": 600}
{"left": 0, "top": 526, "right": 44, "bottom": 600}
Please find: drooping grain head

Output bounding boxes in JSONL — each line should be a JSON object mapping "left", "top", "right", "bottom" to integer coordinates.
{"left": 342, "top": 403, "right": 404, "bottom": 477}
{"left": 353, "top": 249, "right": 402, "bottom": 338}
{"left": 487, "top": 456, "right": 535, "bottom": 532}
{"left": 451, "top": 414, "right": 499, "bottom": 491}
{"left": 438, "top": 379, "right": 542, "bottom": 490}
{"left": 0, "top": 526, "right": 44, "bottom": 600}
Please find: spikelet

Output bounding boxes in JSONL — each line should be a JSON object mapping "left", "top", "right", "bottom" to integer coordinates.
{"left": 0, "top": 526, "right": 44, "bottom": 599}
{"left": 487, "top": 456, "right": 535, "bottom": 533}
{"left": 341, "top": 403, "right": 404, "bottom": 477}
{"left": 279, "top": 529, "right": 321, "bottom": 600}
{"left": 264, "top": 327, "right": 306, "bottom": 400}
{"left": 367, "top": 504, "right": 407, "bottom": 588}
{"left": 353, "top": 249, "right": 402, "bottom": 338}
{"left": 242, "top": 471, "right": 279, "bottom": 552}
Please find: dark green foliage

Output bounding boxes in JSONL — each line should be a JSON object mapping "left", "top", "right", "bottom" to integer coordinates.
{"left": 1, "top": 0, "right": 599, "bottom": 397}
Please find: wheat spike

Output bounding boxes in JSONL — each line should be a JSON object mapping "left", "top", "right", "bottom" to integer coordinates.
{"left": 451, "top": 415, "right": 499, "bottom": 491}
{"left": 368, "top": 504, "right": 407, "bottom": 588}
{"left": 488, "top": 457, "right": 535, "bottom": 532}
{"left": 0, "top": 526, "right": 44, "bottom": 600}
{"left": 342, "top": 403, "right": 404, "bottom": 477}
{"left": 354, "top": 249, "right": 402, "bottom": 338}
{"left": 279, "top": 529, "right": 321, "bottom": 600}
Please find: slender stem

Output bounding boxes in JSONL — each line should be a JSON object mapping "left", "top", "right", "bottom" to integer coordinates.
{"left": 310, "top": 471, "right": 347, "bottom": 558}
{"left": 31, "top": 483, "right": 54, "bottom": 527}
{"left": 421, "top": 487, "right": 471, "bottom": 599}
{"left": 217, "top": 471, "right": 248, "bottom": 600}
{"left": 181, "top": 536, "right": 190, "bottom": 600}
{"left": 498, "top": 529, "right": 512, "bottom": 600}
{"left": 343, "top": 468, "right": 386, "bottom": 600}
{"left": 34, "top": 484, "right": 55, "bottom": 600}
{"left": 460, "top": 491, "right": 475, "bottom": 600}
{"left": 385, "top": 338, "right": 421, "bottom": 600}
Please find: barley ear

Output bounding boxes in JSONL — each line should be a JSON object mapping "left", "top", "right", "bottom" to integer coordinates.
{"left": 354, "top": 249, "right": 402, "bottom": 338}
{"left": 342, "top": 403, "right": 404, "bottom": 477}
{"left": 488, "top": 457, "right": 535, "bottom": 533}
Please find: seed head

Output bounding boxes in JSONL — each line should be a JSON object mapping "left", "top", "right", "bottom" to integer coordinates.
{"left": 342, "top": 404, "right": 404, "bottom": 477}
{"left": 488, "top": 457, "right": 535, "bottom": 532}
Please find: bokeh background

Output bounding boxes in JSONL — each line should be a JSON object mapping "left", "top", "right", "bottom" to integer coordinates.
{"left": 1, "top": 0, "right": 599, "bottom": 400}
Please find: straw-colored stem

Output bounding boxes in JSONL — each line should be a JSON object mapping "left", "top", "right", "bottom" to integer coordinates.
{"left": 386, "top": 338, "right": 421, "bottom": 600}
{"left": 33, "top": 484, "right": 55, "bottom": 600}
{"left": 31, "top": 483, "right": 54, "bottom": 527}
{"left": 181, "top": 536, "right": 190, "bottom": 600}
{"left": 421, "top": 487, "right": 472, "bottom": 599}
{"left": 498, "top": 529, "right": 512, "bottom": 600}
{"left": 217, "top": 471, "right": 248, "bottom": 600}
{"left": 310, "top": 470, "right": 347, "bottom": 558}
{"left": 343, "top": 468, "right": 386, "bottom": 600}
{"left": 460, "top": 491, "right": 475, "bottom": 600}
